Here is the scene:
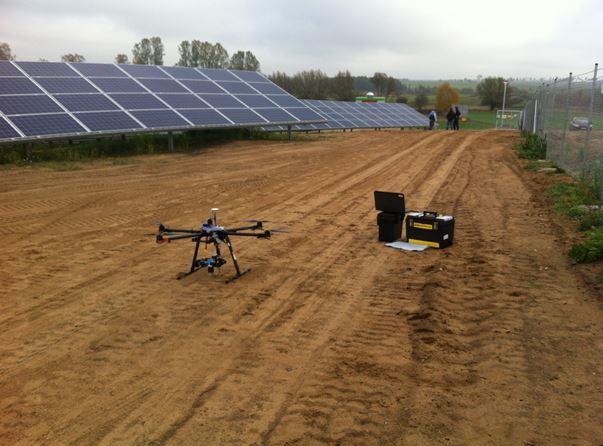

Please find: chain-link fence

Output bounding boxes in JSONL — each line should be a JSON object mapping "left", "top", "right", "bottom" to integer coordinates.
{"left": 522, "top": 63, "right": 602, "bottom": 195}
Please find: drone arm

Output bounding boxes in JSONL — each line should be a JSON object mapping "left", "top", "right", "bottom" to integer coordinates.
{"left": 226, "top": 223, "right": 262, "bottom": 232}
{"left": 157, "top": 233, "right": 203, "bottom": 243}
{"left": 224, "top": 231, "right": 271, "bottom": 238}
{"left": 159, "top": 227, "right": 201, "bottom": 234}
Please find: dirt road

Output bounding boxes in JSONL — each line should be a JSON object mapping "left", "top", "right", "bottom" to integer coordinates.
{"left": 0, "top": 130, "right": 601, "bottom": 445}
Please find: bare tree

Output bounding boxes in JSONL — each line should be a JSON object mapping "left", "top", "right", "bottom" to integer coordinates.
{"left": 371, "top": 72, "right": 389, "bottom": 96}
{"left": 0, "top": 42, "right": 14, "bottom": 60}
{"left": 61, "top": 53, "right": 86, "bottom": 63}
{"left": 115, "top": 53, "right": 129, "bottom": 64}
{"left": 330, "top": 70, "right": 355, "bottom": 101}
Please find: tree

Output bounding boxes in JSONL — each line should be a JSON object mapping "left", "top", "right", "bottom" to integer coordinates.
{"left": 150, "top": 36, "right": 164, "bottom": 65}
{"left": 414, "top": 92, "right": 428, "bottom": 111}
{"left": 230, "top": 50, "right": 260, "bottom": 71}
{"left": 371, "top": 72, "right": 389, "bottom": 96}
{"left": 0, "top": 42, "right": 14, "bottom": 60}
{"left": 177, "top": 41, "right": 192, "bottom": 67}
{"left": 435, "top": 82, "right": 460, "bottom": 112}
{"left": 115, "top": 53, "right": 129, "bottom": 64}
{"left": 61, "top": 53, "right": 85, "bottom": 62}
{"left": 330, "top": 70, "right": 355, "bottom": 101}
{"left": 476, "top": 77, "right": 507, "bottom": 110}
{"left": 396, "top": 96, "right": 408, "bottom": 104}
{"left": 132, "top": 38, "right": 152, "bottom": 64}
{"left": 208, "top": 43, "right": 229, "bottom": 68}
{"left": 132, "top": 37, "right": 163, "bottom": 65}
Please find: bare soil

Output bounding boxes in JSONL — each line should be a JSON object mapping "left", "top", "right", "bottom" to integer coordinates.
{"left": 0, "top": 130, "right": 601, "bottom": 445}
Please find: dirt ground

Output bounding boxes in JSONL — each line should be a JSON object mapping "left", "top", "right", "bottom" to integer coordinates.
{"left": 0, "top": 130, "right": 601, "bottom": 446}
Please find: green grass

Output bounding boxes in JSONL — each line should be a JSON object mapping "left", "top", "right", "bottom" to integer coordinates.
{"left": 515, "top": 132, "right": 547, "bottom": 159}
{"left": 569, "top": 227, "right": 603, "bottom": 263}
{"left": 460, "top": 110, "right": 497, "bottom": 130}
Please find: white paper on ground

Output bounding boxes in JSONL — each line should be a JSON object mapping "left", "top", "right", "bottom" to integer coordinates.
{"left": 385, "top": 241, "right": 429, "bottom": 251}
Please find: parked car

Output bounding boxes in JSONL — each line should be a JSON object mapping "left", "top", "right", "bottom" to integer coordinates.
{"left": 570, "top": 117, "right": 592, "bottom": 131}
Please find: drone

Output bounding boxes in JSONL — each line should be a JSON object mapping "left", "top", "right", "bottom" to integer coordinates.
{"left": 154, "top": 208, "right": 285, "bottom": 282}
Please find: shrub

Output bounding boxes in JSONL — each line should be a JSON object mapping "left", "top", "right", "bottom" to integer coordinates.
{"left": 516, "top": 132, "right": 547, "bottom": 160}
{"left": 569, "top": 227, "right": 603, "bottom": 263}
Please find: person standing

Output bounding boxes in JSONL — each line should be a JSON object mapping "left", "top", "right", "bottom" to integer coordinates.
{"left": 453, "top": 106, "right": 461, "bottom": 130}
{"left": 428, "top": 110, "right": 437, "bottom": 130}
{"left": 446, "top": 108, "right": 455, "bottom": 130}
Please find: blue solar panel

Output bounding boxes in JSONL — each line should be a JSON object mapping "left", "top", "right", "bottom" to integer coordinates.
{"left": 75, "top": 111, "right": 142, "bottom": 131}
{"left": 130, "top": 110, "right": 189, "bottom": 128}
{"left": 254, "top": 108, "right": 297, "bottom": 123}
{"left": 180, "top": 80, "right": 223, "bottom": 94}
{"left": 266, "top": 95, "right": 305, "bottom": 107}
{"left": 10, "top": 113, "right": 86, "bottom": 136}
{"left": 70, "top": 63, "right": 127, "bottom": 78}
{"left": 89, "top": 78, "right": 146, "bottom": 93}
{"left": 0, "top": 61, "right": 325, "bottom": 142}
{"left": 119, "top": 64, "right": 170, "bottom": 79}
{"left": 36, "top": 77, "right": 99, "bottom": 94}
{"left": 234, "top": 95, "right": 275, "bottom": 108}
{"left": 158, "top": 93, "right": 209, "bottom": 108}
{"left": 0, "top": 117, "right": 20, "bottom": 138}
{"left": 179, "top": 109, "right": 231, "bottom": 125}
{"left": 229, "top": 70, "right": 268, "bottom": 83}
{"left": 219, "top": 108, "right": 266, "bottom": 124}
{"left": 0, "top": 77, "right": 42, "bottom": 94}
{"left": 216, "top": 81, "right": 257, "bottom": 94}
{"left": 0, "top": 61, "right": 24, "bottom": 77}
{"left": 55, "top": 94, "right": 119, "bottom": 112}
{"left": 199, "top": 94, "right": 244, "bottom": 108}
{"left": 138, "top": 78, "right": 188, "bottom": 93}
{"left": 109, "top": 93, "right": 167, "bottom": 110}
{"left": 0, "top": 95, "right": 62, "bottom": 115}
{"left": 16, "top": 61, "right": 78, "bottom": 77}
{"left": 197, "top": 69, "right": 238, "bottom": 81}
{"left": 248, "top": 82, "right": 287, "bottom": 94}
{"left": 284, "top": 107, "right": 324, "bottom": 121}
{"left": 160, "top": 66, "right": 206, "bottom": 80}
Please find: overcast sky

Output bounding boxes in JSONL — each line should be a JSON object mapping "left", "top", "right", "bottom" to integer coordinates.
{"left": 1, "top": 0, "right": 601, "bottom": 79}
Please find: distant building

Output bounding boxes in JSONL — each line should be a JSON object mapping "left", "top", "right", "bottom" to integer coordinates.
{"left": 356, "top": 91, "right": 386, "bottom": 103}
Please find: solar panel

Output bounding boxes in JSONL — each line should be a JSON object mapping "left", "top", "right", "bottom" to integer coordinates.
{"left": 10, "top": 113, "right": 86, "bottom": 136}
{"left": 0, "top": 61, "right": 324, "bottom": 142}
{"left": 264, "top": 100, "right": 429, "bottom": 131}
{"left": 55, "top": 94, "right": 120, "bottom": 112}
{"left": 0, "top": 117, "right": 20, "bottom": 138}
{"left": 0, "top": 95, "right": 62, "bottom": 115}
{"left": 75, "top": 111, "right": 142, "bottom": 131}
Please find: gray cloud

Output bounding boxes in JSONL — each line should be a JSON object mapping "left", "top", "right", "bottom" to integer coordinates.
{"left": 1, "top": 0, "right": 601, "bottom": 78}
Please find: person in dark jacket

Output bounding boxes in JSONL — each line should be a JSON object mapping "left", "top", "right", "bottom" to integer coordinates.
{"left": 453, "top": 106, "right": 461, "bottom": 130}
{"left": 446, "top": 108, "right": 455, "bottom": 130}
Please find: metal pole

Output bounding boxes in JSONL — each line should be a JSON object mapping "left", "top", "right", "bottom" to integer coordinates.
{"left": 168, "top": 131, "right": 174, "bottom": 152}
{"left": 501, "top": 80, "right": 508, "bottom": 128}
{"left": 533, "top": 98, "right": 538, "bottom": 134}
{"left": 561, "top": 73, "right": 573, "bottom": 168}
{"left": 287, "top": 125, "right": 292, "bottom": 141}
{"left": 584, "top": 63, "right": 598, "bottom": 170}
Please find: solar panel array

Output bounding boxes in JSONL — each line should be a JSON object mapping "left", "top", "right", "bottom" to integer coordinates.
{"left": 265, "top": 99, "right": 429, "bottom": 131}
{"left": 0, "top": 61, "right": 325, "bottom": 142}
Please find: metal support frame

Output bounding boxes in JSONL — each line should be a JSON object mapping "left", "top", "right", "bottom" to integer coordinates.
{"left": 168, "top": 131, "right": 174, "bottom": 153}
{"left": 560, "top": 72, "right": 573, "bottom": 167}
{"left": 287, "top": 125, "right": 292, "bottom": 141}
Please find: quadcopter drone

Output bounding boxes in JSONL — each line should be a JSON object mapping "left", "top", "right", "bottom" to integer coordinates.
{"left": 154, "top": 208, "right": 284, "bottom": 282}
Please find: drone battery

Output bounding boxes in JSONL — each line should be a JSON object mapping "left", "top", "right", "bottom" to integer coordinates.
{"left": 374, "top": 191, "right": 405, "bottom": 213}
{"left": 406, "top": 211, "right": 455, "bottom": 248}
{"left": 377, "top": 211, "right": 404, "bottom": 242}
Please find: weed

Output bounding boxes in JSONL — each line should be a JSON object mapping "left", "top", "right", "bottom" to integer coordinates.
{"left": 569, "top": 227, "right": 603, "bottom": 263}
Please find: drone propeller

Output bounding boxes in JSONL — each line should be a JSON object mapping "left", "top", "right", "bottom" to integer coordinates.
{"left": 240, "top": 219, "right": 273, "bottom": 223}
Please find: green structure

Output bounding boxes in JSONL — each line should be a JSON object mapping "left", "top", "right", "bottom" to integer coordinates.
{"left": 355, "top": 95, "right": 386, "bottom": 103}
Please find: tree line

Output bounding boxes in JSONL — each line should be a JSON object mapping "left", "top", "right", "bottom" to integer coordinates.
{"left": 0, "top": 38, "right": 261, "bottom": 71}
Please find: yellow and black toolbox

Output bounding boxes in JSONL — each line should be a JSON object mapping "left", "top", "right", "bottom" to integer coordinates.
{"left": 406, "top": 211, "right": 455, "bottom": 248}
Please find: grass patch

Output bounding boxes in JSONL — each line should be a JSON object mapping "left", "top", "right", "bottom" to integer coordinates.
{"left": 0, "top": 129, "right": 301, "bottom": 166}
{"left": 569, "top": 227, "right": 603, "bottom": 263}
{"left": 515, "top": 132, "right": 547, "bottom": 159}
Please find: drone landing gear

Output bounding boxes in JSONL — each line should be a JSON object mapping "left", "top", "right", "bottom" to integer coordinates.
{"left": 176, "top": 236, "right": 250, "bottom": 283}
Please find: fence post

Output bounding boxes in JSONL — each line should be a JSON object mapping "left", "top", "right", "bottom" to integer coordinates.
{"left": 533, "top": 97, "right": 538, "bottom": 134}
{"left": 583, "top": 63, "right": 598, "bottom": 171}
{"left": 560, "top": 72, "right": 573, "bottom": 168}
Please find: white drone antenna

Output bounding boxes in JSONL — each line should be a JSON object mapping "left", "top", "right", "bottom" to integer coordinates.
{"left": 211, "top": 208, "right": 219, "bottom": 225}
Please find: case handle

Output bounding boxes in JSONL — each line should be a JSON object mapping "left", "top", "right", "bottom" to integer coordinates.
{"left": 422, "top": 211, "right": 439, "bottom": 219}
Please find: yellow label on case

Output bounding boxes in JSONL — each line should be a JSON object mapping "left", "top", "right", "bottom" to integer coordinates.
{"left": 409, "top": 238, "right": 440, "bottom": 248}
{"left": 412, "top": 222, "right": 434, "bottom": 230}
